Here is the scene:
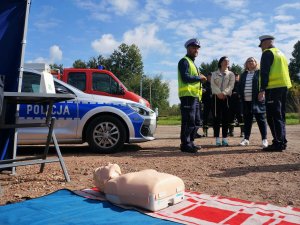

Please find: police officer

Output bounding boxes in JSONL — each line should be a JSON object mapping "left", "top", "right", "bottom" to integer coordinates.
{"left": 178, "top": 38, "right": 206, "bottom": 153}
{"left": 258, "top": 35, "right": 292, "bottom": 151}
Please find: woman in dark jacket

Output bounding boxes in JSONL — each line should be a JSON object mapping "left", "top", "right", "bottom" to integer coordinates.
{"left": 238, "top": 57, "right": 268, "bottom": 148}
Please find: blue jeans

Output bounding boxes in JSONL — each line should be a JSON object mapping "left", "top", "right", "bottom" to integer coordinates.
{"left": 243, "top": 101, "right": 267, "bottom": 140}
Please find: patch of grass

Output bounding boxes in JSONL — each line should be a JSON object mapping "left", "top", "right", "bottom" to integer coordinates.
{"left": 286, "top": 113, "right": 300, "bottom": 125}
{"left": 157, "top": 113, "right": 300, "bottom": 125}
{"left": 157, "top": 116, "right": 181, "bottom": 125}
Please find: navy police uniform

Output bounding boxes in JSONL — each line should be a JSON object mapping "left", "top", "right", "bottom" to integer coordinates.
{"left": 178, "top": 38, "right": 202, "bottom": 153}
{"left": 259, "top": 35, "right": 292, "bottom": 151}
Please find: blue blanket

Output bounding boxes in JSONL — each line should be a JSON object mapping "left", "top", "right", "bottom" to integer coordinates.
{"left": 0, "top": 189, "right": 179, "bottom": 225}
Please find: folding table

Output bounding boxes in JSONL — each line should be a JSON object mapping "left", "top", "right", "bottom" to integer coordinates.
{"left": 0, "top": 92, "right": 74, "bottom": 182}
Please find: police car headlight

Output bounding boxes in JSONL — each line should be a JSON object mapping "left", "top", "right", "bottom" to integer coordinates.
{"left": 128, "top": 103, "right": 152, "bottom": 116}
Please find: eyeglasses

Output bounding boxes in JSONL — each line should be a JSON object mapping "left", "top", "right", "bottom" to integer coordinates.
{"left": 247, "top": 60, "right": 254, "bottom": 63}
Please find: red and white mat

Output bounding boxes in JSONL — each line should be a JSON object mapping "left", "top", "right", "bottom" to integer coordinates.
{"left": 75, "top": 188, "right": 300, "bottom": 225}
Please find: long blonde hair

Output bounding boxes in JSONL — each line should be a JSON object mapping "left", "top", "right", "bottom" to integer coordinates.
{"left": 244, "top": 57, "right": 260, "bottom": 71}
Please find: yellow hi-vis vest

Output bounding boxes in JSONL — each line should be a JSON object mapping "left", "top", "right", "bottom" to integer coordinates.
{"left": 178, "top": 56, "right": 201, "bottom": 99}
{"left": 265, "top": 48, "right": 292, "bottom": 89}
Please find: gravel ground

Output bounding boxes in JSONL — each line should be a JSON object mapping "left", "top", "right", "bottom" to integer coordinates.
{"left": 1, "top": 125, "right": 299, "bottom": 208}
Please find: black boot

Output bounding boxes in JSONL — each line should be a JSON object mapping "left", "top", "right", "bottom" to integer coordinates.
{"left": 228, "top": 125, "right": 234, "bottom": 137}
{"left": 240, "top": 125, "right": 244, "bottom": 137}
{"left": 203, "top": 126, "right": 208, "bottom": 137}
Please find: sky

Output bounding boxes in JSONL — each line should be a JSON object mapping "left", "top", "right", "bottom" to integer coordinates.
{"left": 25, "top": 0, "right": 300, "bottom": 106}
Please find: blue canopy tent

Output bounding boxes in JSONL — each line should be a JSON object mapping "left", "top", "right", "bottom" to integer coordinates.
{"left": 0, "top": 0, "right": 30, "bottom": 161}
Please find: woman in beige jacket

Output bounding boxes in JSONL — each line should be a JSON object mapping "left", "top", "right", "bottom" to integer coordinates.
{"left": 211, "top": 56, "right": 235, "bottom": 146}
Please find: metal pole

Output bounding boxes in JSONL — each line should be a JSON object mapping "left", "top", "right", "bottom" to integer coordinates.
{"left": 140, "top": 76, "right": 143, "bottom": 97}
{"left": 12, "top": 0, "right": 31, "bottom": 174}
{"left": 149, "top": 82, "right": 152, "bottom": 106}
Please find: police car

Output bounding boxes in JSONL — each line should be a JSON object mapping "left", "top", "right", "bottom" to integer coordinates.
{"left": 17, "top": 69, "right": 156, "bottom": 153}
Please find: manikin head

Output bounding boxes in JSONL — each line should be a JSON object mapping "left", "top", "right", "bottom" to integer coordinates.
{"left": 93, "top": 163, "right": 122, "bottom": 191}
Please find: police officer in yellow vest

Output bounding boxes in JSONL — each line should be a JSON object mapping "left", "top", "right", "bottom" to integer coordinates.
{"left": 178, "top": 38, "right": 206, "bottom": 153}
{"left": 258, "top": 35, "right": 292, "bottom": 151}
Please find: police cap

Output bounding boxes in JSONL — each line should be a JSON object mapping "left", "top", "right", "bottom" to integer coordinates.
{"left": 258, "top": 35, "right": 275, "bottom": 47}
{"left": 184, "top": 38, "right": 201, "bottom": 48}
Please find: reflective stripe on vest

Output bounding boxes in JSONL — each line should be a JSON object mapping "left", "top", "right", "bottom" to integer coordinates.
{"left": 178, "top": 56, "right": 201, "bottom": 98}
{"left": 265, "top": 48, "right": 292, "bottom": 89}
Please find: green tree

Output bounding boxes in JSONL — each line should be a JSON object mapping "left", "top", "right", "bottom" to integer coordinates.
{"left": 73, "top": 59, "right": 87, "bottom": 68}
{"left": 87, "top": 55, "right": 108, "bottom": 69}
{"left": 108, "top": 43, "right": 144, "bottom": 90}
{"left": 141, "top": 75, "right": 169, "bottom": 110}
{"left": 230, "top": 63, "right": 243, "bottom": 75}
{"left": 49, "top": 63, "right": 64, "bottom": 73}
{"left": 199, "top": 59, "right": 218, "bottom": 75}
{"left": 289, "top": 40, "right": 300, "bottom": 83}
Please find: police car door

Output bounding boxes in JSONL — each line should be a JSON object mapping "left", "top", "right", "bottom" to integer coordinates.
{"left": 18, "top": 71, "right": 79, "bottom": 143}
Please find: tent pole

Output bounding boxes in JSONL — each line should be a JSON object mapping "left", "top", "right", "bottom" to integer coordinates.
{"left": 12, "top": 0, "right": 31, "bottom": 174}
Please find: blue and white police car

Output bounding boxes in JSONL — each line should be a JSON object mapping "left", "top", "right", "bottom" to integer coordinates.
{"left": 17, "top": 69, "right": 156, "bottom": 153}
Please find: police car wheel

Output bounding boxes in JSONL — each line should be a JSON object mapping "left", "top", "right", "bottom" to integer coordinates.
{"left": 87, "top": 116, "right": 126, "bottom": 153}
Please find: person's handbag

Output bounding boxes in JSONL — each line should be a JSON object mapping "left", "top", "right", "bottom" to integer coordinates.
{"left": 0, "top": 75, "right": 4, "bottom": 117}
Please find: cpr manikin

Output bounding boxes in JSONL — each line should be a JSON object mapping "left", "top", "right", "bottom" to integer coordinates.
{"left": 93, "top": 163, "right": 185, "bottom": 211}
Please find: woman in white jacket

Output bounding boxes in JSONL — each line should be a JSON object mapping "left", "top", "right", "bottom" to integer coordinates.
{"left": 211, "top": 56, "right": 235, "bottom": 146}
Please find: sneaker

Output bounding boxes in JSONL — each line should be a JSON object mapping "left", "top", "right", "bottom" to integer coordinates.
{"left": 216, "top": 138, "right": 222, "bottom": 146}
{"left": 240, "top": 139, "right": 249, "bottom": 146}
{"left": 262, "top": 139, "right": 268, "bottom": 148}
{"left": 222, "top": 138, "right": 229, "bottom": 146}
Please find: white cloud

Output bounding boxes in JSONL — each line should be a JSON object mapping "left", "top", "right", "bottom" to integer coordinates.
{"left": 167, "top": 19, "right": 212, "bottom": 37}
{"left": 91, "top": 24, "right": 168, "bottom": 57}
{"left": 49, "top": 45, "right": 63, "bottom": 63}
{"left": 75, "top": 0, "right": 138, "bottom": 20}
{"left": 213, "top": 0, "right": 248, "bottom": 10}
{"left": 91, "top": 34, "right": 120, "bottom": 55}
{"left": 33, "top": 19, "right": 60, "bottom": 30}
{"left": 273, "top": 3, "right": 300, "bottom": 23}
{"left": 74, "top": 0, "right": 101, "bottom": 11}
{"left": 275, "top": 23, "right": 300, "bottom": 40}
{"left": 160, "top": 61, "right": 177, "bottom": 67}
{"left": 276, "top": 2, "right": 300, "bottom": 14}
{"left": 27, "top": 57, "right": 47, "bottom": 64}
{"left": 232, "top": 18, "right": 267, "bottom": 39}
{"left": 219, "top": 17, "right": 236, "bottom": 29}
{"left": 109, "top": 0, "right": 137, "bottom": 15}
{"left": 123, "top": 24, "right": 169, "bottom": 55}
{"left": 273, "top": 15, "right": 294, "bottom": 22}
{"left": 27, "top": 45, "right": 62, "bottom": 64}
{"left": 90, "top": 12, "right": 111, "bottom": 22}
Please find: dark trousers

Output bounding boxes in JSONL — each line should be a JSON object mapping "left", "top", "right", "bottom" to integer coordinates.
{"left": 212, "top": 95, "right": 229, "bottom": 138}
{"left": 202, "top": 98, "right": 211, "bottom": 128}
{"left": 265, "top": 87, "right": 287, "bottom": 146}
{"left": 195, "top": 99, "right": 202, "bottom": 132}
{"left": 228, "top": 95, "right": 243, "bottom": 126}
{"left": 243, "top": 101, "right": 267, "bottom": 140}
{"left": 180, "top": 96, "right": 200, "bottom": 147}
